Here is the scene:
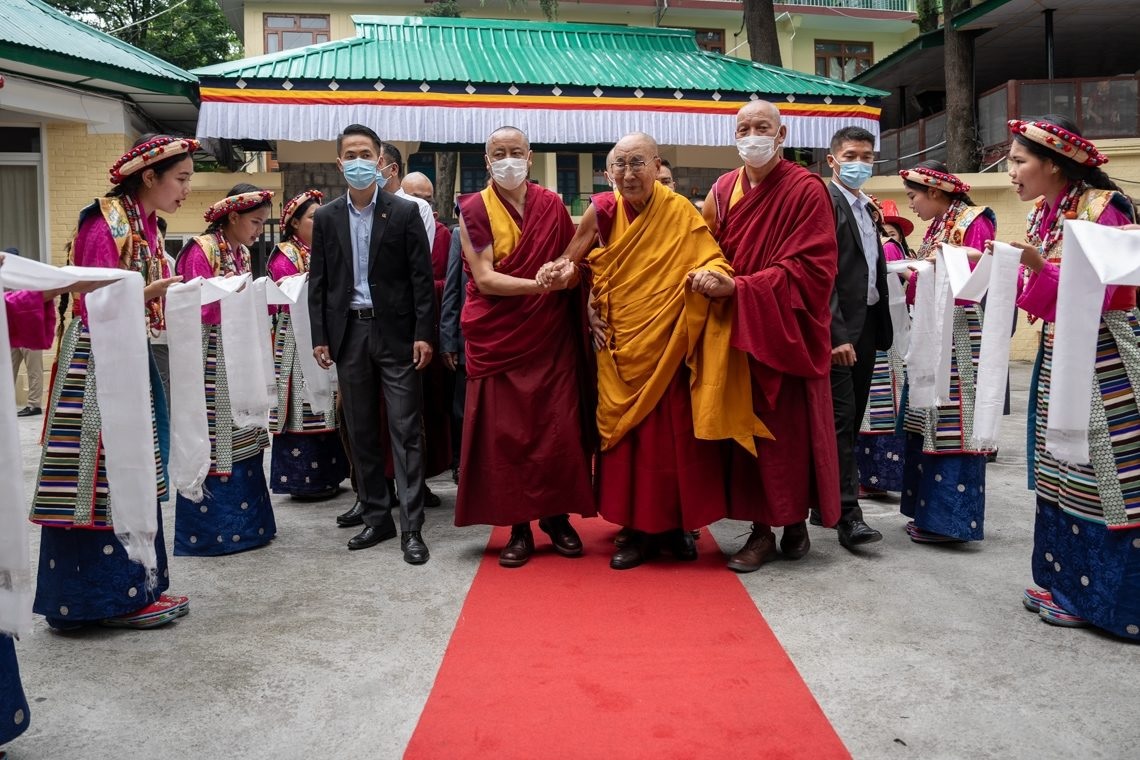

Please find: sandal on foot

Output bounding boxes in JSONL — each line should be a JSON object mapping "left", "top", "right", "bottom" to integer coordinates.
{"left": 1023, "top": 588, "right": 1052, "bottom": 613}
{"left": 1038, "top": 599, "right": 1089, "bottom": 628}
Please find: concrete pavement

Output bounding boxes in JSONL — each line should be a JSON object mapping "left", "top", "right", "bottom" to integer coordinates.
{"left": 5, "top": 361, "right": 1138, "bottom": 759}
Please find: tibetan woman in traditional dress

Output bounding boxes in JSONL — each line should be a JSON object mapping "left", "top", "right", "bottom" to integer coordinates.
{"left": 174, "top": 184, "right": 276, "bottom": 556}
{"left": 856, "top": 198, "right": 915, "bottom": 498}
{"left": 1006, "top": 117, "right": 1139, "bottom": 637}
{"left": 267, "top": 190, "right": 348, "bottom": 499}
{"left": 897, "top": 162, "right": 996, "bottom": 544}
{"left": 30, "top": 135, "right": 192, "bottom": 630}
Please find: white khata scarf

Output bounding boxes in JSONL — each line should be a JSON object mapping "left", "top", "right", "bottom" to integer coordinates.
{"left": 1047, "top": 221, "right": 1140, "bottom": 464}
{"left": 166, "top": 274, "right": 274, "bottom": 501}
{"left": 1, "top": 256, "right": 153, "bottom": 634}
{"left": 266, "top": 274, "right": 334, "bottom": 414}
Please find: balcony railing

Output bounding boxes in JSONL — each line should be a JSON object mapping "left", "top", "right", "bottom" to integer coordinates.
{"left": 777, "top": 1, "right": 916, "bottom": 12}
{"left": 877, "top": 75, "right": 1139, "bottom": 174}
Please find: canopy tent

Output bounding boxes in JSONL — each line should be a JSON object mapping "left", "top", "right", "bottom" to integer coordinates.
{"left": 194, "top": 16, "right": 887, "bottom": 149}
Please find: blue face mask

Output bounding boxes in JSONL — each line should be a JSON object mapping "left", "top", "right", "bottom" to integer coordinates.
{"left": 835, "top": 159, "right": 873, "bottom": 189}
{"left": 342, "top": 158, "right": 379, "bottom": 190}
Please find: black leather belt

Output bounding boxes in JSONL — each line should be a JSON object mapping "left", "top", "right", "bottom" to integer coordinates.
{"left": 349, "top": 307, "right": 375, "bottom": 320}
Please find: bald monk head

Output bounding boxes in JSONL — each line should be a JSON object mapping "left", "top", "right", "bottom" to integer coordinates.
{"left": 735, "top": 101, "right": 786, "bottom": 170}
{"left": 611, "top": 132, "right": 661, "bottom": 209}
{"left": 484, "top": 126, "right": 532, "bottom": 193}
{"left": 401, "top": 172, "right": 434, "bottom": 204}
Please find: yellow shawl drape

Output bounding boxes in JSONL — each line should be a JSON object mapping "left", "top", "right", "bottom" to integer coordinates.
{"left": 588, "top": 182, "right": 772, "bottom": 454}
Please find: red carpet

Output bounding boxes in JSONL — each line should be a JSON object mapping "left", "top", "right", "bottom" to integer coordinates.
{"left": 405, "top": 518, "right": 850, "bottom": 759}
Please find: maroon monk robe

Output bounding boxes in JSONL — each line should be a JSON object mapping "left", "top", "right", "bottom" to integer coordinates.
{"left": 453, "top": 183, "right": 596, "bottom": 527}
{"left": 591, "top": 191, "right": 729, "bottom": 535}
{"left": 712, "top": 161, "right": 841, "bottom": 529}
{"left": 421, "top": 220, "right": 455, "bottom": 478}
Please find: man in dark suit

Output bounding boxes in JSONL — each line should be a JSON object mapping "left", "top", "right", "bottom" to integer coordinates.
{"left": 309, "top": 124, "right": 435, "bottom": 564}
{"left": 823, "top": 126, "right": 893, "bottom": 549}
{"left": 439, "top": 225, "right": 466, "bottom": 484}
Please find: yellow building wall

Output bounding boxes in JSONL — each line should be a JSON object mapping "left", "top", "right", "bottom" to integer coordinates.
{"left": 242, "top": 2, "right": 917, "bottom": 75}
{"left": 44, "top": 124, "right": 131, "bottom": 266}
{"left": 163, "top": 171, "right": 285, "bottom": 237}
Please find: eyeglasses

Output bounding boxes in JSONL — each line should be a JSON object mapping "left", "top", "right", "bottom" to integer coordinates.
{"left": 609, "top": 158, "right": 656, "bottom": 173}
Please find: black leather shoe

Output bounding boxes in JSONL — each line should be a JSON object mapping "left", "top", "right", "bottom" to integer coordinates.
{"left": 808, "top": 509, "right": 823, "bottom": 527}
{"left": 610, "top": 530, "right": 657, "bottom": 570}
{"left": 499, "top": 524, "right": 534, "bottom": 568}
{"left": 837, "top": 519, "right": 883, "bottom": 550}
{"left": 538, "top": 515, "right": 583, "bottom": 557}
{"left": 424, "top": 487, "right": 442, "bottom": 508}
{"left": 17, "top": 406, "right": 41, "bottom": 418}
{"left": 337, "top": 500, "right": 365, "bottom": 528}
{"left": 662, "top": 529, "right": 698, "bottom": 561}
{"left": 780, "top": 521, "right": 811, "bottom": 560}
{"left": 402, "top": 531, "right": 430, "bottom": 565}
{"left": 347, "top": 523, "right": 397, "bottom": 550}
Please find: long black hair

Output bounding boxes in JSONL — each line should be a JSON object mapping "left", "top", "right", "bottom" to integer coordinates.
{"left": 1013, "top": 114, "right": 1124, "bottom": 194}
{"left": 903, "top": 159, "right": 976, "bottom": 206}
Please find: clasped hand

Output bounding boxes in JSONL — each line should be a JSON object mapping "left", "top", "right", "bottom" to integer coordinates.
{"left": 687, "top": 269, "right": 735, "bottom": 299}
{"left": 535, "top": 258, "right": 577, "bottom": 290}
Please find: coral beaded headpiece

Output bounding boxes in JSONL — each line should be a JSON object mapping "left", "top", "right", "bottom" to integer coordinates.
{"left": 204, "top": 191, "right": 275, "bottom": 223}
{"left": 1008, "top": 119, "right": 1108, "bottom": 167}
{"left": 109, "top": 136, "right": 200, "bottom": 185}
{"left": 281, "top": 190, "right": 324, "bottom": 230}
{"left": 899, "top": 167, "right": 970, "bottom": 195}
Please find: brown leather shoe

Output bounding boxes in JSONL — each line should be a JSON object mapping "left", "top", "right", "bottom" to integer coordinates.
{"left": 499, "top": 524, "right": 534, "bottom": 568}
{"left": 780, "top": 521, "right": 811, "bottom": 560}
{"left": 610, "top": 530, "right": 656, "bottom": 570}
{"left": 538, "top": 515, "right": 583, "bottom": 557}
{"left": 726, "top": 525, "right": 777, "bottom": 573}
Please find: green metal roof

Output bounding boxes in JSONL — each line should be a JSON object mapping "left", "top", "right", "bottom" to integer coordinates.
{"left": 194, "top": 15, "right": 887, "bottom": 99}
{"left": 0, "top": 0, "right": 196, "bottom": 96}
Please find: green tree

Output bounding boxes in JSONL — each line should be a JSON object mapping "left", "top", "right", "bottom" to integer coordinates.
{"left": 46, "top": 0, "right": 239, "bottom": 71}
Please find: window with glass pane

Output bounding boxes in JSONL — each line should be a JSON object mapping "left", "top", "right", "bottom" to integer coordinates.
{"left": 814, "top": 40, "right": 873, "bottom": 82}
{"left": 1082, "top": 79, "right": 1137, "bottom": 138}
{"left": 262, "top": 14, "right": 329, "bottom": 52}
{"left": 460, "top": 152, "right": 486, "bottom": 193}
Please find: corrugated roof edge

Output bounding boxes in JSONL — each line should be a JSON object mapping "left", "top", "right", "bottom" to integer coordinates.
{"left": 5, "top": 0, "right": 197, "bottom": 83}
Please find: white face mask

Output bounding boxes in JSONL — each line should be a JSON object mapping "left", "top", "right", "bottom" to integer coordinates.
{"left": 736, "top": 135, "right": 779, "bottom": 168}
{"left": 488, "top": 157, "right": 529, "bottom": 190}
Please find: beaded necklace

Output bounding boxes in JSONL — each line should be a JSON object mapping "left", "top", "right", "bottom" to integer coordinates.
{"left": 916, "top": 199, "right": 967, "bottom": 258}
{"left": 213, "top": 232, "right": 248, "bottom": 276}
{"left": 121, "top": 194, "right": 168, "bottom": 334}
{"left": 1025, "top": 182, "right": 1085, "bottom": 260}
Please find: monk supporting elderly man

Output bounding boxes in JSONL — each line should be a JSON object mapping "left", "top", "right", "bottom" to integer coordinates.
{"left": 699, "top": 101, "right": 841, "bottom": 571}
{"left": 543, "top": 131, "right": 770, "bottom": 570}
{"left": 453, "top": 126, "right": 596, "bottom": 567}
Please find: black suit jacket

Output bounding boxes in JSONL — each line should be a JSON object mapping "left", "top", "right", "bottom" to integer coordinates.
{"left": 439, "top": 224, "right": 467, "bottom": 363}
{"left": 308, "top": 189, "right": 434, "bottom": 362}
{"left": 827, "top": 182, "right": 893, "bottom": 352}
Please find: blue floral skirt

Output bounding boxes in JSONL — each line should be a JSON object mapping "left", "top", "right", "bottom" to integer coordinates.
{"left": 0, "top": 636, "right": 29, "bottom": 745}
{"left": 174, "top": 451, "right": 276, "bottom": 556}
{"left": 900, "top": 433, "right": 986, "bottom": 541}
{"left": 1032, "top": 498, "right": 1140, "bottom": 640}
{"left": 32, "top": 505, "right": 171, "bottom": 627}
{"left": 269, "top": 431, "right": 348, "bottom": 496}
{"left": 857, "top": 432, "right": 905, "bottom": 492}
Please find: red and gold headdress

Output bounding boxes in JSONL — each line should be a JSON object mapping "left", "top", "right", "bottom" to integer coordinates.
{"left": 204, "top": 190, "right": 275, "bottom": 223}
{"left": 1008, "top": 119, "right": 1108, "bottom": 167}
{"left": 109, "top": 136, "right": 200, "bottom": 185}
{"left": 899, "top": 166, "right": 970, "bottom": 195}
{"left": 281, "top": 189, "right": 324, "bottom": 230}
